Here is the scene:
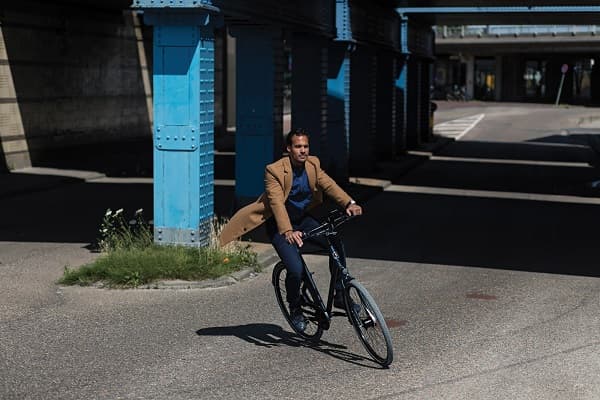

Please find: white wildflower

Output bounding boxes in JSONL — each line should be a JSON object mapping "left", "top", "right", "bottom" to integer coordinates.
{"left": 105, "top": 209, "right": 112, "bottom": 217}
{"left": 115, "top": 208, "right": 123, "bottom": 216}
{"left": 135, "top": 208, "right": 143, "bottom": 215}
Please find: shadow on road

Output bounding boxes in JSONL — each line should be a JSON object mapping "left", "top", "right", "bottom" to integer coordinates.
{"left": 3, "top": 136, "right": 600, "bottom": 278}
{"left": 196, "top": 323, "right": 383, "bottom": 369}
{"left": 0, "top": 179, "right": 234, "bottom": 244}
{"left": 337, "top": 138, "right": 600, "bottom": 277}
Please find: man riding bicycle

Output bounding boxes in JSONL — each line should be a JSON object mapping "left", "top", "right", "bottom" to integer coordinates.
{"left": 219, "top": 128, "right": 363, "bottom": 332}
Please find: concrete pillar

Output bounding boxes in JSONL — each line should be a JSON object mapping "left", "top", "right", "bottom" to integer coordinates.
{"left": 291, "top": 33, "right": 328, "bottom": 164}
{"left": 465, "top": 55, "right": 475, "bottom": 100}
{"left": 140, "top": 8, "right": 220, "bottom": 246}
{"left": 0, "top": 28, "right": 31, "bottom": 170}
{"left": 495, "top": 55, "right": 503, "bottom": 101}
{"left": 232, "top": 26, "right": 284, "bottom": 201}
{"left": 591, "top": 57, "right": 600, "bottom": 104}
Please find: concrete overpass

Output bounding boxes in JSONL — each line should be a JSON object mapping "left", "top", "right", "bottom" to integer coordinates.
{"left": 2, "top": 1, "right": 600, "bottom": 245}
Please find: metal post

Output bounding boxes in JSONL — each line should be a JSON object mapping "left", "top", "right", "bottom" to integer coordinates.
{"left": 230, "top": 26, "right": 284, "bottom": 202}
{"left": 349, "top": 45, "right": 377, "bottom": 173}
{"left": 132, "top": 1, "right": 220, "bottom": 246}
{"left": 326, "top": 0, "right": 354, "bottom": 182}
{"left": 327, "top": 43, "right": 351, "bottom": 182}
{"left": 292, "top": 33, "right": 328, "bottom": 164}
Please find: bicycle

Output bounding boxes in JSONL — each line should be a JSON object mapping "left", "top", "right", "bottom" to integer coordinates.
{"left": 271, "top": 209, "right": 394, "bottom": 367}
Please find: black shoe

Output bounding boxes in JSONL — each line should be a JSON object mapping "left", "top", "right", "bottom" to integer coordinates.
{"left": 290, "top": 308, "right": 307, "bottom": 332}
{"left": 335, "top": 292, "right": 362, "bottom": 315}
{"left": 333, "top": 292, "right": 346, "bottom": 310}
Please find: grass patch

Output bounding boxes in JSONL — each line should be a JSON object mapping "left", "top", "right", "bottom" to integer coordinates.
{"left": 58, "top": 208, "right": 259, "bottom": 288}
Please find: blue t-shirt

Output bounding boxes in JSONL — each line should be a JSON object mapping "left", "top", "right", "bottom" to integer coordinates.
{"left": 285, "top": 167, "right": 312, "bottom": 222}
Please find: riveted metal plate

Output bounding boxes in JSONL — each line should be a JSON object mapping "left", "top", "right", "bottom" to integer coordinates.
{"left": 154, "top": 226, "right": 209, "bottom": 246}
{"left": 155, "top": 125, "right": 199, "bottom": 151}
{"left": 132, "top": 0, "right": 219, "bottom": 12}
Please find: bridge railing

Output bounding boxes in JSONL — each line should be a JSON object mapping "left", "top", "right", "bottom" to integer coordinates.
{"left": 435, "top": 25, "right": 599, "bottom": 38}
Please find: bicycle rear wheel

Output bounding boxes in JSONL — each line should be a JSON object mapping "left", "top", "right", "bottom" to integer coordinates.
{"left": 272, "top": 262, "right": 323, "bottom": 341}
{"left": 345, "top": 280, "right": 393, "bottom": 366}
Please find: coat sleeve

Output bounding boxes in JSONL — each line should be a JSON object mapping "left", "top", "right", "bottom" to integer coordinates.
{"left": 315, "top": 160, "right": 352, "bottom": 209}
{"left": 265, "top": 166, "right": 293, "bottom": 234}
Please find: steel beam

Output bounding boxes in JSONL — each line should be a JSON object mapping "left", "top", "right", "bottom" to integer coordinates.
{"left": 397, "top": 6, "right": 600, "bottom": 15}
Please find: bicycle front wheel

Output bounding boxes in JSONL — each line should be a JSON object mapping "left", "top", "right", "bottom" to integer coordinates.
{"left": 272, "top": 262, "right": 323, "bottom": 341}
{"left": 346, "top": 281, "right": 393, "bottom": 366}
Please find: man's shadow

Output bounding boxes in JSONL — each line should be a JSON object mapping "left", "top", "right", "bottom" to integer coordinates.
{"left": 196, "top": 323, "right": 385, "bottom": 369}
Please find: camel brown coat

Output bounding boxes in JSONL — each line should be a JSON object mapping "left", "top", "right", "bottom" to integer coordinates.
{"left": 219, "top": 155, "right": 352, "bottom": 246}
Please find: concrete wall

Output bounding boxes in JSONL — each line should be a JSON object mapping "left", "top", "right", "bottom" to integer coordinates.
{"left": 0, "top": 2, "right": 152, "bottom": 170}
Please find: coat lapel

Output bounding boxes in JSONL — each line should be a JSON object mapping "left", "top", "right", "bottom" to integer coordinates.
{"left": 306, "top": 158, "right": 316, "bottom": 192}
{"left": 283, "top": 157, "right": 292, "bottom": 198}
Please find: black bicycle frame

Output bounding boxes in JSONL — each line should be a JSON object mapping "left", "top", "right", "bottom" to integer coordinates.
{"left": 299, "top": 234, "right": 352, "bottom": 331}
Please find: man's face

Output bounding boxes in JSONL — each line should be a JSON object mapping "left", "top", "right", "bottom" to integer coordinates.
{"left": 287, "top": 134, "right": 309, "bottom": 166}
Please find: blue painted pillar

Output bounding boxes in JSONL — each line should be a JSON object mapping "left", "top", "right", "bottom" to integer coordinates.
{"left": 349, "top": 45, "right": 377, "bottom": 174}
{"left": 406, "top": 59, "right": 420, "bottom": 148}
{"left": 394, "top": 57, "right": 408, "bottom": 154}
{"left": 132, "top": 2, "right": 220, "bottom": 246}
{"left": 292, "top": 33, "right": 328, "bottom": 166}
{"left": 230, "top": 26, "right": 284, "bottom": 202}
{"left": 326, "top": 0, "right": 354, "bottom": 182}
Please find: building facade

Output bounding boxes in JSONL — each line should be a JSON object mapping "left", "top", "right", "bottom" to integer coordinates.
{"left": 434, "top": 25, "right": 600, "bottom": 105}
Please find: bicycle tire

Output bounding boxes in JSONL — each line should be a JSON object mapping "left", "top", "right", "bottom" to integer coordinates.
{"left": 272, "top": 262, "right": 323, "bottom": 341}
{"left": 345, "top": 280, "right": 393, "bottom": 366}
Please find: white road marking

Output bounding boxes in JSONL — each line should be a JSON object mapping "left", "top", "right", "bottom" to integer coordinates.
{"left": 434, "top": 113, "right": 485, "bottom": 140}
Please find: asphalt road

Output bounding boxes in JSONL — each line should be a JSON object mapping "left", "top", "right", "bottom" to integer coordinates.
{"left": 3, "top": 102, "right": 600, "bottom": 399}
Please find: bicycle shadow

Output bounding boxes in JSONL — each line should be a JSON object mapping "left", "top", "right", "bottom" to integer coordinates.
{"left": 196, "top": 323, "right": 384, "bottom": 369}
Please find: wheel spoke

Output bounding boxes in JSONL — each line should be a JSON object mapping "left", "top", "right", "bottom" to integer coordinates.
{"left": 346, "top": 282, "right": 393, "bottom": 366}
{"left": 272, "top": 262, "right": 323, "bottom": 341}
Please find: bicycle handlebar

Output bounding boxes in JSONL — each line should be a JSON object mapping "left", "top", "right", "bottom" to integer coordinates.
{"left": 302, "top": 209, "right": 355, "bottom": 240}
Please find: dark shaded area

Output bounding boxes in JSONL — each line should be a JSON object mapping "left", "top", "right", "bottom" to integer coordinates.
{"left": 0, "top": 178, "right": 234, "bottom": 244}
{"left": 337, "top": 138, "right": 600, "bottom": 277}
{"left": 342, "top": 189, "right": 600, "bottom": 277}
{"left": 0, "top": 147, "right": 8, "bottom": 173}
{"left": 196, "top": 323, "right": 381, "bottom": 368}
{"left": 1, "top": 2, "right": 153, "bottom": 170}
{"left": 34, "top": 139, "right": 154, "bottom": 178}
{"left": 438, "top": 139, "right": 595, "bottom": 163}
{"left": 410, "top": 139, "right": 600, "bottom": 197}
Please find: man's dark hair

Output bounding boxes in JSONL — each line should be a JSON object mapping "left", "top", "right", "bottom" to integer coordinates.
{"left": 286, "top": 128, "right": 310, "bottom": 146}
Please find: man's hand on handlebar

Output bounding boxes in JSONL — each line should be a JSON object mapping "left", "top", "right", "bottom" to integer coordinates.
{"left": 346, "top": 203, "right": 363, "bottom": 217}
{"left": 284, "top": 230, "right": 304, "bottom": 247}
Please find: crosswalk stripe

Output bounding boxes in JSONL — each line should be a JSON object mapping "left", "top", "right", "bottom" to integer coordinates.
{"left": 434, "top": 114, "right": 485, "bottom": 140}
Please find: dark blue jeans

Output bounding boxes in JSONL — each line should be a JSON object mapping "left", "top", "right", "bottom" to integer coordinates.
{"left": 266, "top": 215, "right": 344, "bottom": 310}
